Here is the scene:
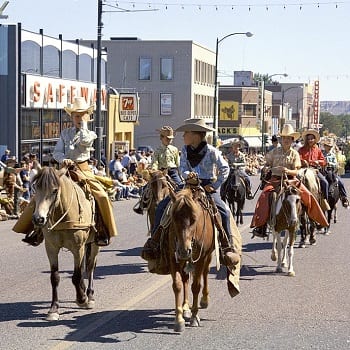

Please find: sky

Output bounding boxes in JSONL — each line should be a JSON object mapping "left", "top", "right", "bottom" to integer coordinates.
{"left": 2, "top": 0, "right": 350, "bottom": 101}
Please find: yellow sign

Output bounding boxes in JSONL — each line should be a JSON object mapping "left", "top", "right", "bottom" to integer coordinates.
{"left": 218, "top": 127, "right": 238, "bottom": 135}
{"left": 219, "top": 101, "right": 239, "bottom": 121}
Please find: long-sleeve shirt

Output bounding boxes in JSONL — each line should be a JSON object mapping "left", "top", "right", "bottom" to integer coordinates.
{"left": 298, "top": 145, "right": 327, "bottom": 167}
{"left": 151, "top": 144, "right": 180, "bottom": 170}
{"left": 179, "top": 144, "right": 229, "bottom": 190}
{"left": 53, "top": 124, "right": 97, "bottom": 164}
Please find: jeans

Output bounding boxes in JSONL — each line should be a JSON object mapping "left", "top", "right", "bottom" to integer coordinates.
{"left": 318, "top": 172, "right": 329, "bottom": 200}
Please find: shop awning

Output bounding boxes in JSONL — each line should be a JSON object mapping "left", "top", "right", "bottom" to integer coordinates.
{"left": 244, "top": 136, "right": 272, "bottom": 148}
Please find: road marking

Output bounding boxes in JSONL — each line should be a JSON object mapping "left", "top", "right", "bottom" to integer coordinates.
{"left": 49, "top": 274, "right": 170, "bottom": 350}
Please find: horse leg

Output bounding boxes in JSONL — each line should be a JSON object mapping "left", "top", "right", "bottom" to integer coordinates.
{"left": 200, "top": 255, "right": 211, "bottom": 309}
{"left": 45, "top": 243, "right": 60, "bottom": 321}
{"left": 72, "top": 246, "right": 88, "bottom": 308}
{"left": 85, "top": 242, "right": 100, "bottom": 309}
{"left": 182, "top": 271, "right": 191, "bottom": 320}
{"left": 334, "top": 206, "right": 337, "bottom": 223}
{"left": 190, "top": 264, "right": 203, "bottom": 328}
{"left": 271, "top": 232, "right": 277, "bottom": 262}
{"left": 281, "top": 231, "right": 289, "bottom": 267}
{"left": 172, "top": 270, "right": 185, "bottom": 332}
{"left": 275, "top": 231, "right": 283, "bottom": 273}
{"left": 287, "top": 230, "right": 296, "bottom": 276}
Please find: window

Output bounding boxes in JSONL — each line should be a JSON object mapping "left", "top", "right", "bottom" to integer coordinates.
{"left": 139, "top": 57, "right": 151, "bottom": 80}
{"left": 62, "top": 49, "right": 77, "bottom": 80}
{"left": 243, "top": 104, "right": 256, "bottom": 116}
{"left": 42, "top": 110, "right": 60, "bottom": 139}
{"left": 43, "top": 45, "right": 60, "bottom": 77}
{"left": 21, "top": 109, "right": 40, "bottom": 140}
{"left": 79, "top": 53, "right": 92, "bottom": 82}
{"left": 21, "top": 40, "right": 41, "bottom": 74}
{"left": 160, "top": 93, "right": 172, "bottom": 115}
{"left": 160, "top": 58, "right": 173, "bottom": 80}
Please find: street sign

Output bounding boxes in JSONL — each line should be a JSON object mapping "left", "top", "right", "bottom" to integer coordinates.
{"left": 311, "top": 123, "right": 323, "bottom": 129}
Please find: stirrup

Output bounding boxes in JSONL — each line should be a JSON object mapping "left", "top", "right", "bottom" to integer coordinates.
{"left": 22, "top": 229, "right": 44, "bottom": 247}
{"left": 141, "top": 238, "right": 160, "bottom": 261}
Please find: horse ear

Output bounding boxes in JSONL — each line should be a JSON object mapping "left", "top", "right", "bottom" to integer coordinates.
{"left": 169, "top": 187, "right": 176, "bottom": 202}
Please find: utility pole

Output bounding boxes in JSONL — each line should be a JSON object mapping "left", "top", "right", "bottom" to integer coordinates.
{"left": 95, "top": 0, "right": 103, "bottom": 165}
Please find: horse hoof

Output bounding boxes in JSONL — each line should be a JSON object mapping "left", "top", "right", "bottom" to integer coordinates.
{"left": 281, "top": 262, "right": 287, "bottom": 268}
{"left": 76, "top": 299, "right": 89, "bottom": 308}
{"left": 46, "top": 312, "right": 60, "bottom": 321}
{"left": 288, "top": 271, "right": 296, "bottom": 277}
{"left": 271, "top": 254, "right": 277, "bottom": 261}
{"left": 183, "top": 309, "right": 191, "bottom": 320}
{"left": 276, "top": 267, "right": 283, "bottom": 273}
{"left": 87, "top": 300, "right": 95, "bottom": 309}
{"left": 299, "top": 242, "right": 306, "bottom": 248}
{"left": 190, "top": 315, "right": 200, "bottom": 327}
{"left": 174, "top": 321, "right": 185, "bottom": 332}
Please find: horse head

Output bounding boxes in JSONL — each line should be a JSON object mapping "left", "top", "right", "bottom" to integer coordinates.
{"left": 170, "top": 188, "right": 200, "bottom": 261}
{"left": 31, "top": 167, "right": 65, "bottom": 227}
{"left": 149, "top": 169, "right": 170, "bottom": 206}
{"left": 275, "top": 184, "right": 301, "bottom": 229}
{"left": 228, "top": 167, "right": 241, "bottom": 190}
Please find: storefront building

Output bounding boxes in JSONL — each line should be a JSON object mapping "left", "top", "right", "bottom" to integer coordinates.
{"left": 0, "top": 23, "right": 108, "bottom": 164}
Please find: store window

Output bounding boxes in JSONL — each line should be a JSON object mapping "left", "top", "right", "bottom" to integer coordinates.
{"left": 21, "top": 109, "right": 40, "bottom": 140}
{"left": 42, "top": 110, "right": 60, "bottom": 139}
{"left": 21, "top": 40, "right": 41, "bottom": 74}
{"left": 79, "top": 53, "right": 92, "bottom": 82}
{"left": 62, "top": 49, "right": 77, "bottom": 80}
{"left": 43, "top": 45, "right": 60, "bottom": 77}
{"left": 160, "top": 93, "right": 172, "bottom": 115}
{"left": 139, "top": 57, "right": 151, "bottom": 80}
{"left": 160, "top": 58, "right": 173, "bottom": 80}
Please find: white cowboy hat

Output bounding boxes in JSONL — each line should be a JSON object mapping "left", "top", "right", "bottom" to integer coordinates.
{"left": 64, "top": 97, "right": 95, "bottom": 116}
{"left": 323, "top": 137, "right": 334, "bottom": 147}
{"left": 302, "top": 129, "right": 320, "bottom": 143}
{"left": 230, "top": 139, "right": 243, "bottom": 147}
{"left": 175, "top": 118, "right": 215, "bottom": 132}
{"left": 279, "top": 124, "right": 300, "bottom": 140}
{"left": 156, "top": 126, "right": 174, "bottom": 139}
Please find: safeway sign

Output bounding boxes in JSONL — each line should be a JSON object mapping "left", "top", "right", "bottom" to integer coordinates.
{"left": 119, "top": 93, "right": 139, "bottom": 122}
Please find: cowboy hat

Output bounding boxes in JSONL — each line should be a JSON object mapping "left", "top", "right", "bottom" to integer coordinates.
{"left": 279, "top": 124, "right": 300, "bottom": 140}
{"left": 230, "top": 139, "right": 243, "bottom": 147}
{"left": 175, "top": 118, "right": 215, "bottom": 132}
{"left": 302, "top": 129, "right": 320, "bottom": 143}
{"left": 64, "top": 97, "right": 94, "bottom": 116}
{"left": 323, "top": 137, "right": 334, "bottom": 147}
{"left": 156, "top": 126, "right": 174, "bottom": 139}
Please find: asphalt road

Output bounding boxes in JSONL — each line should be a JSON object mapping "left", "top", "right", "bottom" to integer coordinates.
{"left": 1, "top": 174, "right": 350, "bottom": 350}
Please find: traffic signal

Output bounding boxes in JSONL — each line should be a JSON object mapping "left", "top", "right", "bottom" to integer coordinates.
{"left": 263, "top": 134, "right": 268, "bottom": 144}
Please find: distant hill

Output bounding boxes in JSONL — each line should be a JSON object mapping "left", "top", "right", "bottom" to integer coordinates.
{"left": 320, "top": 101, "right": 350, "bottom": 115}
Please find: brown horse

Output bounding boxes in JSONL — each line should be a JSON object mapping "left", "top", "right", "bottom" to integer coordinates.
{"left": 142, "top": 170, "right": 172, "bottom": 233}
{"left": 31, "top": 167, "right": 99, "bottom": 321}
{"left": 167, "top": 187, "right": 215, "bottom": 332}
{"left": 270, "top": 182, "right": 302, "bottom": 276}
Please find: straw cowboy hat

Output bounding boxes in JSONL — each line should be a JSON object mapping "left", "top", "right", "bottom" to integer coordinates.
{"left": 64, "top": 97, "right": 94, "bottom": 116}
{"left": 175, "top": 118, "right": 215, "bottom": 132}
{"left": 279, "top": 124, "right": 300, "bottom": 140}
{"left": 323, "top": 137, "right": 334, "bottom": 147}
{"left": 156, "top": 126, "right": 174, "bottom": 139}
{"left": 302, "top": 129, "right": 320, "bottom": 143}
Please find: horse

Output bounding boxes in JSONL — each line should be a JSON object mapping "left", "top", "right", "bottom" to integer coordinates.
{"left": 270, "top": 181, "right": 302, "bottom": 276}
{"left": 221, "top": 164, "right": 246, "bottom": 225}
{"left": 167, "top": 187, "right": 215, "bottom": 332}
{"left": 324, "top": 166, "right": 340, "bottom": 233}
{"left": 31, "top": 167, "right": 99, "bottom": 321}
{"left": 140, "top": 169, "right": 173, "bottom": 233}
{"left": 298, "top": 168, "right": 322, "bottom": 247}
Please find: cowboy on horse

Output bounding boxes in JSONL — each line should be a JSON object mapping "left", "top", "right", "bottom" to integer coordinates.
{"left": 322, "top": 137, "right": 349, "bottom": 208}
{"left": 251, "top": 124, "right": 328, "bottom": 238}
{"left": 141, "top": 118, "right": 240, "bottom": 269}
{"left": 222, "top": 139, "right": 253, "bottom": 200}
{"left": 13, "top": 97, "right": 118, "bottom": 247}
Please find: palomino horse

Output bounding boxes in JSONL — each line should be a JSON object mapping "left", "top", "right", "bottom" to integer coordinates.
{"left": 298, "top": 168, "right": 322, "bottom": 247}
{"left": 141, "top": 170, "right": 173, "bottom": 233}
{"left": 324, "top": 166, "right": 340, "bottom": 233}
{"left": 270, "top": 181, "right": 302, "bottom": 276}
{"left": 31, "top": 167, "right": 99, "bottom": 321}
{"left": 167, "top": 187, "right": 215, "bottom": 332}
{"left": 221, "top": 164, "right": 246, "bottom": 225}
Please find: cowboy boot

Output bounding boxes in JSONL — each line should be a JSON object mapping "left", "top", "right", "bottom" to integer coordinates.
{"left": 252, "top": 224, "right": 268, "bottom": 238}
{"left": 218, "top": 230, "right": 240, "bottom": 267}
{"left": 141, "top": 226, "right": 163, "bottom": 261}
{"left": 341, "top": 196, "right": 349, "bottom": 208}
{"left": 133, "top": 200, "right": 144, "bottom": 215}
{"left": 246, "top": 187, "right": 254, "bottom": 200}
{"left": 22, "top": 228, "right": 44, "bottom": 247}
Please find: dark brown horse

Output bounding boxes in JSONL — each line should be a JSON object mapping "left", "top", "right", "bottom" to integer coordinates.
{"left": 167, "top": 187, "right": 215, "bottom": 332}
{"left": 270, "top": 182, "right": 302, "bottom": 276}
{"left": 31, "top": 167, "right": 99, "bottom": 321}
{"left": 142, "top": 169, "right": 173, "bottom": 233}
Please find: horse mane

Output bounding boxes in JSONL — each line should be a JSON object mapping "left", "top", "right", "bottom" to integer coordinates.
{"left": 32, "top": 167, "right": 60, "bottom": 192}
{"left": 171, "top": 188, "right": 199, "bottom": 223}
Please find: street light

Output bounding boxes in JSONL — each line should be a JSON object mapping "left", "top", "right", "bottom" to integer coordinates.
{"left": 261, "top": 73, "right": 288, "bottom": 153}
{"left": 213, "top": 31, "right": 253, "bottom": 147}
